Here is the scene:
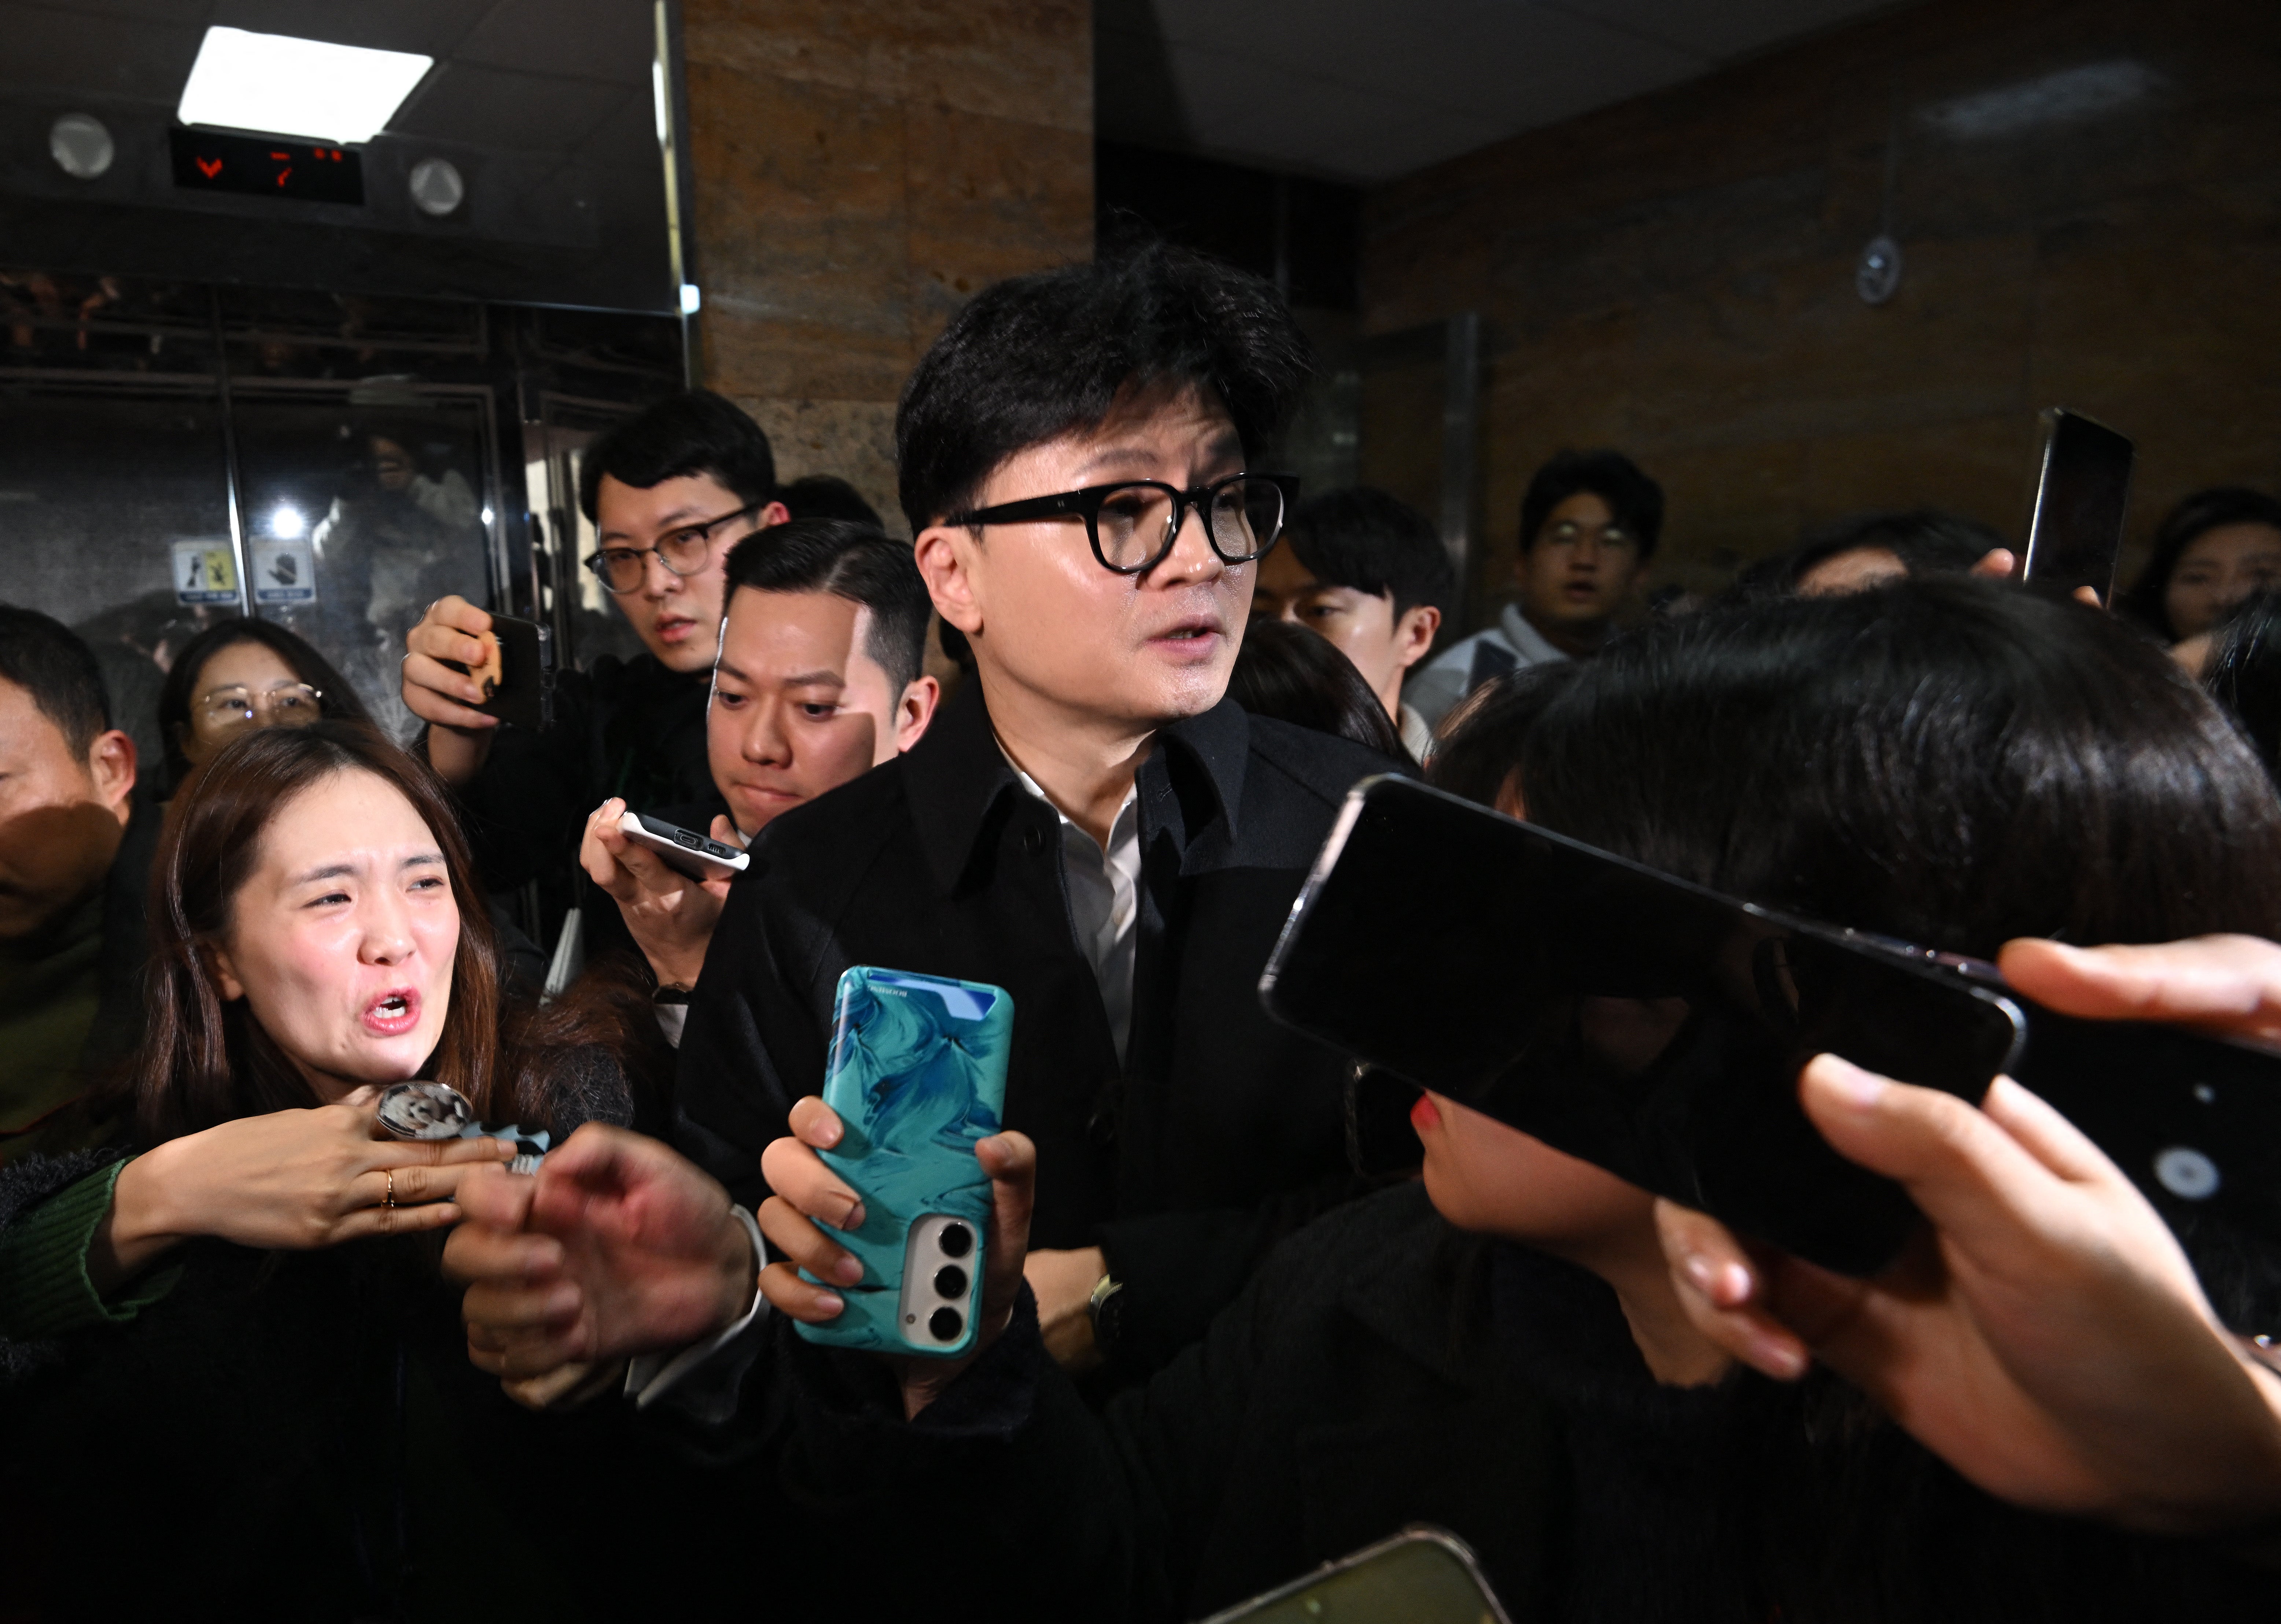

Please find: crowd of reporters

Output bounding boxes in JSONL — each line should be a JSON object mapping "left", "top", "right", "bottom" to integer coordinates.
{"left": 3, "top": 244, "right": 2281, "bottom": 1620}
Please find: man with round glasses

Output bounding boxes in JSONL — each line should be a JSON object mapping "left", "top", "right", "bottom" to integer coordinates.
{"left": 399, "top": 391, "right": 788, "bottom": 914}
{"left": 447, "top": 248, "right": 1411, "bottom": 1405}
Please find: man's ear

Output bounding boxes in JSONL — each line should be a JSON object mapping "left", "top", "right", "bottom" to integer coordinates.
{"left": 759, "top": 500, "right": 791, "bottom": 528}
{"left": 914, "top": 524, "right": 984, "bottom": 637}
{"left": 1392, "top": 604, "right": 1441, "bottom": 672}
{"left": 86, "top": 728, "right": 136, "bottom": 826}
{"left": 894, "top": 675, "right": 942, "bottom": 754}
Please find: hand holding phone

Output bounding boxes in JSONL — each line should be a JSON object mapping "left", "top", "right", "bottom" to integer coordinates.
{"left": 1263, "top": 776, "right": 2281, "bottom": 1307}
{"left": 580, "top": 800, "right": 742, "bottom": 989}
{"left": 435, "top": 612, "right": 553, "bottom": 733}
{"left": 791, "top": 969, "right": 1014, "bottom": 1359}
{"left": 1657, "top": 1052, "right": 2281, "bottom": 1540}
{"left": 401, "top": 595, "right": 503, "bottom": 783}
{"left": 758, "top": 1086, "right": 1037, "bottom": 1411}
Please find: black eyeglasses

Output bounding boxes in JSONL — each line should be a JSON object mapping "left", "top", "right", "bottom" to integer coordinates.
{"left": 947, "top": 472, "right": 1298, "bottom": 576}
{"left": 582, "top": 500, "right": 765, "bottom": 595}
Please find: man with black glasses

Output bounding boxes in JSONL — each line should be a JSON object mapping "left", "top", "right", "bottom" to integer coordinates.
{"left": 401, "top": 391, "right": 788, "bottom": 909}
{"left": 447, "top": 248, "right": 1404, "bottom": 1392}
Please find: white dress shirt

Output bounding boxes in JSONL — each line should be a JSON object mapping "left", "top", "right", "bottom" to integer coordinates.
{"left": 1005, "top": 755, "right": 1143, "bottom": 1066}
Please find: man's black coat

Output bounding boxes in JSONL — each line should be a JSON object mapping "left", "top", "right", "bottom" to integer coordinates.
{"left": 672, "top": 677, "right": 1398, "bottom": 1373}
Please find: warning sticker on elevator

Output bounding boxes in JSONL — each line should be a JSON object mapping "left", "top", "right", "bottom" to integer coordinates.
{"left": 172, "top": 540, "right": 239, "bottom": 605}
{"left": 251, "top": 537, "right": 317, "bottom": 605}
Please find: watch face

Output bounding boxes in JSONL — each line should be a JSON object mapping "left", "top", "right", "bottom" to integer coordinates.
{"left": 1091, "top": 1280, "right": 1127, "bottom": 1350}
{"left": 376, "top": 1081, "right": 476, "bottom": 1140}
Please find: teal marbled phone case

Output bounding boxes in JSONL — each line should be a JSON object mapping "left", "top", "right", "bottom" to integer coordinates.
{"left": 793, "top": 967, "right": 1014, "bottom": 1359}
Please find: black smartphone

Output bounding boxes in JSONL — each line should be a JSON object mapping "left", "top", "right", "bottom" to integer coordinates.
{"left": 2018, "top": 408, "right": 2135, "bottom": 605}
{"left": 617, "top": 810, "right": 751, "bottom": 880}
{"left": 1262, "top": 777, "right": 2281, "bottom": 1312}
{"left": 439, "top": 613, "right": 553, "bottom": 732}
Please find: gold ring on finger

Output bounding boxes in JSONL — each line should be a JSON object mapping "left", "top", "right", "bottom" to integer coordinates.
{"left": 384, "top": 1169, "right": 396, "bottom": 1210}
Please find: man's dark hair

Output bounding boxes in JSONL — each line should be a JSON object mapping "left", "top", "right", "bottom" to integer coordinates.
{"left": 1426, "top": 661, "right": 1580, "bottom": 807}
{"left": 1518, "top": 449, "right": 1664, "bottom": 560}
{"left": 896, "top": 244, "right": 1313, "bottom": 533}
{"left": 1228, "top": 619, "right": 1405, "bottom": 760}
{"left": 2207, "top": 588, "right": 2281, "bottom": 780}
{"left": 0, "top": 603, "right": 111, "bottom": 759}
{"left": 778, "top": 474, "right": 884, "bottom": 530}
{"left": 723, "top": 520, "right": 931, "bottom": 694}
{"left": 1285, "top": 487, "right": 1456, "bottom": 619}
{"left": 578, "top": 390, "right": 776, "bottom": 523}
{"left": 2119, "top": 486, "right": 2281, "bottom": 640}
{"left": 1733, "top": 508, "right": 2005, "bottom": 599}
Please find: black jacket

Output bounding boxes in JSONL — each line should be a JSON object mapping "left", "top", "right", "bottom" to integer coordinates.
{"left": 448, "top": 651, "right": 726, "bottom": 897}
{"left": 690, "top": 1182, "right": 2268, "bottom": 1624}
{"left": 674, "top": 679, "right": 1401, "bottom": 1374}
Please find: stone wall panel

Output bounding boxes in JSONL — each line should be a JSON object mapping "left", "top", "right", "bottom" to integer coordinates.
{"left": 1364, "top": 0, "right": 2281, "bottom": 616}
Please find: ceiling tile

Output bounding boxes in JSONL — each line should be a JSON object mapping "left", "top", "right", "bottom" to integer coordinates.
{"left": 18, "top": 0, "right": 215, "bottom": 22}
{"left": 1104, "top": 0, "right": 1922, "bottom": 181}
{"left": 0, "top": 2, "right": 204, "bottom": 99}
{"left": 1526, "top": 0, "right": 1903, "bottom": 63}
{"left": 1305, "top": 109, "right": 1512, "bottom": 183}
{"left": 388, "top": 61, "right": 629, "bottom": 152}
{"left": 454, "top": 0, "right": 653, "bottom": 87}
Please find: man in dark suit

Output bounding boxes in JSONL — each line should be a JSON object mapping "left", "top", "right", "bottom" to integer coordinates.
{"left": 449, "top": 246, "right": 1401, "bottom": 1387}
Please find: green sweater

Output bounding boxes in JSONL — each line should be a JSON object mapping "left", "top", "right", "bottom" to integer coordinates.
{"left": 0, "top": 894, "right": 107, "bottom": 1165}
{"left": 0, "top": 1159, "right": 181, "bottom": 1342}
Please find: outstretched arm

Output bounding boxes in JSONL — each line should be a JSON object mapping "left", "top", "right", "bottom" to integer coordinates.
{"left": 446, "top": 1123, "right": 758, "bottom": 1378}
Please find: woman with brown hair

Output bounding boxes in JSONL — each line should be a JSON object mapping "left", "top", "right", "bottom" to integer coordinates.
{"left": 0, "top": 720, "right": 650, "bottom": 1620}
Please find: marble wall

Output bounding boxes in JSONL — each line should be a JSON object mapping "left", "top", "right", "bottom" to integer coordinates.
{"left": 1362, "top": 0, "right": 2281, "bottom": 611}
{"left": 680, "top": 0, "right": 1095, "bottom": 534}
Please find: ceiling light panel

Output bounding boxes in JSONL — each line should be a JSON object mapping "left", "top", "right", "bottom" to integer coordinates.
{"left": 177, "top": 26, "right": 434, "bottom": 147}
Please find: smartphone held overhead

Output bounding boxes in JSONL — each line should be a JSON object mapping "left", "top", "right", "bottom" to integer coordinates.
{"left": 2017, "top": 407, "right": 2135, "bottom": 604}
{"left": 1263, "top": 777, "right": 2281, "bottom": 1328}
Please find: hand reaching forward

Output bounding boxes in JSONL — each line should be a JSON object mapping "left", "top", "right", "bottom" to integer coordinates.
{"left": 94, "top": 1089, "right": 513, "bottom": 1291}
{"left": 445, "top": 1123, "right": 758, "bottom": 1380}
{"left": 578, "top": 797, "right": 737, "bottom": 989}
{"left": 757, "top": 1096, "right": 1036, "bottom": 1418}
{"left": 1656, "top": 934, "right": 2281, "bottom": 1538}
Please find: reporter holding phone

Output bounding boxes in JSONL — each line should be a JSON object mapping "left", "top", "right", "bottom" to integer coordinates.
{"left": 399, "top": 391, "right": 789, "bottom": 923}
{"left": 0, "top": 722, "right": 649, "bottom": 1618}
{"left": 575, "top": 520, "right": 939, "bottom": 1015}
{"left": 452, "top": 579, "right": 2281, "bottom": 1619}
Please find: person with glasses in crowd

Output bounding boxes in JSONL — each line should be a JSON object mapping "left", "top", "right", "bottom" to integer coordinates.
{"left": 155, "top": 617, "right": 370, "bottom": 797}
{"left": 1407, "top": 447, "right": 1663, "bottom": 729}
{"left": 449, "top": 247, "right": 1408, "bottom": 1399}
{"left": 398, "top": 391, "right": 788, "bottom": 924}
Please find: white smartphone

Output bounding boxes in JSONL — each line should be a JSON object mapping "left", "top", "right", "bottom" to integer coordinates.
{"left": 617, "top": 810, "right": 750, "bottom": 880}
